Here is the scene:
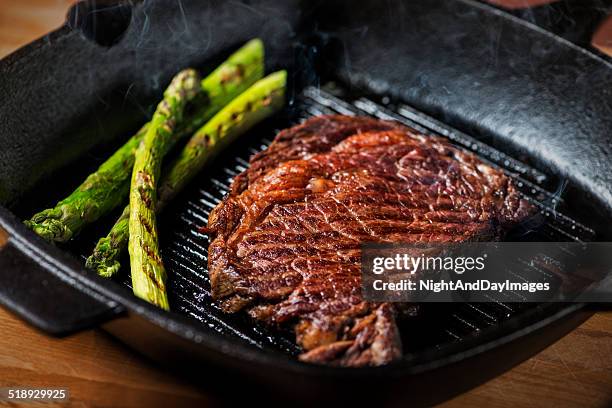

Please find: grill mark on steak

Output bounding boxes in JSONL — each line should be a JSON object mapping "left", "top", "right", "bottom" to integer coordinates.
{"left": 206, "top": 115, "right": 533, "bottom": 367}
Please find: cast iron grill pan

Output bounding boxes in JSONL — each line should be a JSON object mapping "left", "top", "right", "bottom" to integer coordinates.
{"left": 68, "top": 83, "right": 596, "bottom": 360}
{"left": 0, "top": 1, "right": 609, "bottom": 404}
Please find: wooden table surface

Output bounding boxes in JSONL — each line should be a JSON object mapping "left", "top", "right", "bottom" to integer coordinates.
{"left": 1, "top": 1, "right": 611, "bottom": 407}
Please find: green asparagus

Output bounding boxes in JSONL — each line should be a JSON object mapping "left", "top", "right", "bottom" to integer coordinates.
{"left": 86, "top": 205, "right": 130, "bottom": 277}
{"left": 25, "top": 39, "right": 264, "bottom": 243}
{"left": 86, "top": 70, "right": 287, "bottom": 277}
{"left": 129, "top": 70, "right": 201, "bottom": 309}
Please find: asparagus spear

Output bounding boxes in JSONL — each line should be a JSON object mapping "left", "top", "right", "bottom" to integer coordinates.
{"left": 129, "top": 69, "right": 201, "bottom": 309}
{"left": 25, "top": 39, "right": 264, "bottom": 243}
{"left": 86, "top": 71, "right": 287, "bottom": 277}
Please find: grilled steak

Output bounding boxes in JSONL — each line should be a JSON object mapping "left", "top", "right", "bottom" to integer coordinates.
{"left": 206, "top": 115, "right": 533, "bottom": 366}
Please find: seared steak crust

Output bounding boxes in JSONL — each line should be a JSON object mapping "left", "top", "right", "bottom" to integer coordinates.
{"left": 207, "top": 115, "right": 532, "bottom": 366}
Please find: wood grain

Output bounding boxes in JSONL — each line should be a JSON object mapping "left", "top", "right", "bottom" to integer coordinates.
{"left": 483, "top": 0, "right": 560, "bottom": 10}
{"left": 0, "top": 308, "right": 214, "bottom": 408}
{"left": 0, "top": 226, "right": 8, "bottom": 249}
{"left": 1, "top": 307, "right": 611, "bottom": 407}
{"left": 441, "top": 313, "right": 612, "bottom": 408}
{"left": 0, "top": 0, "right": 74, "bottom": 58}
{"left": 592, "top": 16, "right": 612, "bottom": 57}
{"left": 0, "top": 1, "right": 611, "bottom": 407}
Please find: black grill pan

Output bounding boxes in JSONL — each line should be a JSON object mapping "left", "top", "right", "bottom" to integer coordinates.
{"left": 0, "top": 0, "right": 610, "bottom": 406}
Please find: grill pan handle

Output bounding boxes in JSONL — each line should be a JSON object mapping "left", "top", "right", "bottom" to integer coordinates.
{"left": 66, "top": 0, "right": 134, "bottom": 47}
{"left": 0, "top": 210, "right": 125, "bottom": 336}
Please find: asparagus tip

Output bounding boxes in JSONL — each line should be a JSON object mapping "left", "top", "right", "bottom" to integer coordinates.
{"left": 244, "top": 38, "right": 263, "bottom": 53}
{"left": 85, "top": 254, "right": 121, "bottom": 278}
{"left": 24, "top": 218, "right": 71, "bottom": 243}
{"left": 98, "top": 263, "right": 121, "bottom": 279}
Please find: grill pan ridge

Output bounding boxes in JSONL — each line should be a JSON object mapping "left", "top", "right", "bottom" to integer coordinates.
{"left": 78, "top": 84, "right": 595, "bottom": 359}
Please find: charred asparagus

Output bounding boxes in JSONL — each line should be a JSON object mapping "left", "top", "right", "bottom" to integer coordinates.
{"left": 129, "top": 70, "right": 201, "bottom": 309}
{"left": 86, "top": 71, "right": 287, "bottom": 277}
{"left": 25, "top": 39, "right": 264, "bottom": 243}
